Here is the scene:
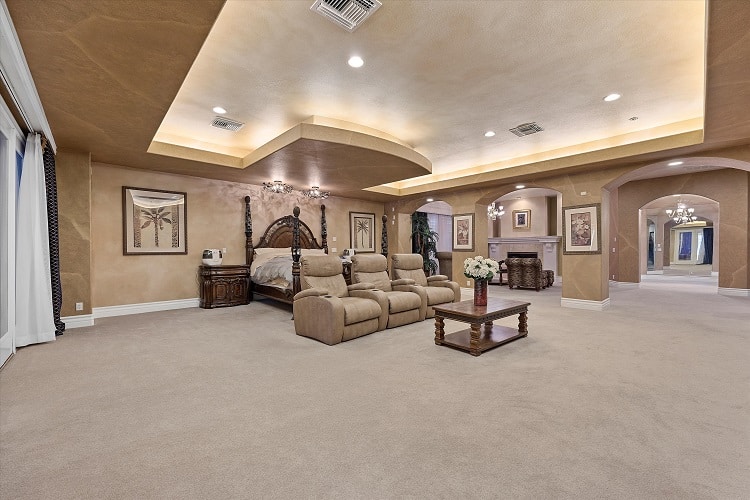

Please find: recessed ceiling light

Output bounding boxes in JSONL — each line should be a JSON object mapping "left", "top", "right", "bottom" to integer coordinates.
{"left": 348, "top": 56, "right": 364, "bottom": 68}
{"left": 668, "top": 161, "right": 684, "bottom": 166}
{"left": 515, "top": 184, "right": 525, "bottom": 189}
{"left": 603, "top": 93, "right": 621, "bottom": 102}
{"left": 516, "top": 197, "right": 522, "bottom": 200}
{"left": 212, "top": 106, "right": 227, "bottom": 114}
{"left": 426, "top": 198, "right": 434, "bottom": 202}
{"left": 484, "top": 131, "right": 496, "bottom": 137}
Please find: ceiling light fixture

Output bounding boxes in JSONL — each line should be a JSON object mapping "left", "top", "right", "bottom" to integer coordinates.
{"left": 603, "top": 93, "right": 621, "bottom": 102}
{"left": 668, "top": 160, "right": 684, "bottom": 166}
{"left": 348, "top": 56, "right": 364, "bottom": 68}
{"left": 426, "top": 198, "right": 434, "bottom": 202}
{"left": 629, "top": 116, "right": 639, "bottom": 121}
{"left": 484, "top": 131, "right": 495, "bottom": 137}
{"left": 212, "top": 106, "right": 227, "bottom": 114}
{"left": 666, "top": 202, "right": 697, "bottom": 224}
{"left": 301, "top": 186, "right": 330, "bottom": 199}
{"left": 262, "top": 180, "right": 293, "bottom": 194}
{"left": 515, "top": 184, "right": 525, "bottom": 189}
{"left": 487, "top": 202, "right": 505, "bottom": 221}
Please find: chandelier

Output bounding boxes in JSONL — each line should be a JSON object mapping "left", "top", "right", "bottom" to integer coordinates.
{"left": 666, "top": 202, "right": 697, "bottom": 224}
{"left": 301, "top": 186, "right": 330, "bottom": 200}
{"left": 487, "top": 202, "right": 505, "bottom": 221}
{"left": 262, "top": 180, "right": 293, "bottom": 194}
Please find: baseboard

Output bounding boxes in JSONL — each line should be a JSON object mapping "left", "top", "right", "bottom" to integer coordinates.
{"left": 561, "top": 297, "right": 611, "bottom": 311}
{"left": 717, "top": 288, "right": 750, "bottom": 297}
{"left": 93, "top": 298, "right": 200, "bottom": 319}
{"left": 609, "top": 281, "right": 639, "bottom": 289}
{"left": 61, "top": 314, "right": 94, "bottom": 329}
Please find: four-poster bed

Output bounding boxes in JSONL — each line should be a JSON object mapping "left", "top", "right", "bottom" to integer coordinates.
{"left": 243, "top": 196, "right": 389, "bottom": 305}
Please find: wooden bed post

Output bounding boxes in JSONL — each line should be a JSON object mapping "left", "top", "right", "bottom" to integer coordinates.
{"left": 320, "top": 204, "right": 328, "bottom": 254}
{"left": 292, "top": 206, "right": 301, "bottom": 297}
{"left": 381, "top": 214, "right": 388, "bottom": 259}
{"left": 244, "top": 195, "right": 253, "bottom": 265}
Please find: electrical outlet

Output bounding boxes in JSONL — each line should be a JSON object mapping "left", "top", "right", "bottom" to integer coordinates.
{"left": 466, "top": 280, "right": 471, "bottom": 287}
{"left": 75, "top": 302, "right": 83, "bottom": 311}
{"left": 331, "top": 247, "right": 337, "bottom": 253}
{"left": 332, "top": 236, "right": 337, "bottom": 242}
{"left": 222, "top": 247, "right": 227, "bottom": 254}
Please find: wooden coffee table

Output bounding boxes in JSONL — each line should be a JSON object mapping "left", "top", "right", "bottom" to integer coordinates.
{"left": 433, "top": 298, "right": 530, "bottom": 356}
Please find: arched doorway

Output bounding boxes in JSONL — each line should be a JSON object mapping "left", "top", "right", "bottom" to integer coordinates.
{"left": 413, "top": 200, "right": 453, "bottom": 278}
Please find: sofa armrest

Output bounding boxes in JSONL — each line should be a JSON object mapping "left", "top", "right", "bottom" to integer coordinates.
{"left": 294, "top": 288, "right": 328, "bottom": 301}
{"left": 349, "top": 289, "right": 389, "bottom": 331}
{"left": 292, "top": 294, "right": 345, "bottom": 345}
{"left": 348, "top": 282, "right": 376, "bottom": 292}
{"left": 391, "top": 278, "right": 416, "bottom": 286}
{"left": 427, "top": 275, "right": 449, "bottom": 282}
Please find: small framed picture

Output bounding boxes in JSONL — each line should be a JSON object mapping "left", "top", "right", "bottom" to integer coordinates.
{"left": 123, "top": 186, "right": 187, "bottom": 255}
{"left": 512, "top": 209, "right": 531, "bottom": 229}
{"left": 452, "top": 213, "right": 474, "bottom": 251}
{"left": 563, "top": 203, "right": 602, "bottom": 254}
{"left": 349, "top": 212, "right": 376, "bottom": 253}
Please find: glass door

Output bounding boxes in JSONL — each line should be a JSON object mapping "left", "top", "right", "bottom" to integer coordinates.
{"left": 0, "top": 102, "right": 19, "bottom": 368}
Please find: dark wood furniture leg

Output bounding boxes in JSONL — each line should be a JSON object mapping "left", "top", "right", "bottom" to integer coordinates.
{"left": 469, "top": 322, "right": 481, "bottom": 356}
{"left": 434, "top": 315, "right": 445, "bottom": 345}
{"left": 519, "top": 311, "right": 528, "bottom": 334}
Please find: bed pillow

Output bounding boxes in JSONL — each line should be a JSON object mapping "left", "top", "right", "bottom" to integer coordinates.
{"left": 254, "top": 247, "right": 291, "bottom": 256}
{"left": 300, "top": 248, "right": 326, "bottom": 255}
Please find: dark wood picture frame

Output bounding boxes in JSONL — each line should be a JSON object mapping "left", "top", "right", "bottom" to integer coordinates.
{"left": 562, "top": 203, "right": 601, "bottom": 255}
{"left": 452, "top": 213, "right": 475, "bottom": 252}
{"left": 122, "top": 186, "right": 187, "bottom": 255}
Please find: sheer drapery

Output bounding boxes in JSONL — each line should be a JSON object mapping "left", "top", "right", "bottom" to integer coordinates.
{"left": 15, "top": 133, "right": 55, "bottom": 347}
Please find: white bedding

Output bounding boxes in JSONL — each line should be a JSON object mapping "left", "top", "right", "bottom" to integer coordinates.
{"left": 250, "top": 248, "right": 328, "bottom": 288}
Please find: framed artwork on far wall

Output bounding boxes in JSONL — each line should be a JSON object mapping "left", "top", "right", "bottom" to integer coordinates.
{"left": 122, "top": 186, "right": 187, "bottom": 255}
{"left": 512, "top": 209, "right": 531, "bottom": 229}
{"left": 452, "top": 213, "right": 474, "bottom": 251}
{"left": 349, "top": 211, "right": 376, "bottom": 253}
{"left": 562, "top": 203, "right": 602, "bottom": 255}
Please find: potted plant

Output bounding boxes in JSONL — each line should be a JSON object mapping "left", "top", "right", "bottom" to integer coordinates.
{"left": 410, "top": 212, "right": 439, "bottom": 275}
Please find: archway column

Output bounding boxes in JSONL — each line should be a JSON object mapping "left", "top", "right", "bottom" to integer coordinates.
{"left": 559, "top": 189, "right": 611, "bottom": 310}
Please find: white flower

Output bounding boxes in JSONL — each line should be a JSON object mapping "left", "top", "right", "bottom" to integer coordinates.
{"left": 463, "top": 255, "right": 499, "bottom": 280}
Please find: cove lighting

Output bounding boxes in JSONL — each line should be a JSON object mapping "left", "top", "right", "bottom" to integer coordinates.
{"left": 212, "top": 106, "right": 227, "bottom": 114}
{"left": 348, "top": 56, "right": 364, "bottom": 68}
{"left": 603, "top": 93, "right": 621, "bottom": 102}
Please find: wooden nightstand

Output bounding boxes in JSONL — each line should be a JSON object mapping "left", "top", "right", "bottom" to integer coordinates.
{"left": 199, "top": 265, "right": 251, "bottom": 308}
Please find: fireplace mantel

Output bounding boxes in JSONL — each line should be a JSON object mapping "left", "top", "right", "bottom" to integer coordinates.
{"left": 488, "top": 236, "right": 562, "bottom": 277}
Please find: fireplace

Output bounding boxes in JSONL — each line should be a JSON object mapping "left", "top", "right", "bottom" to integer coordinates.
{"left": 507, "top": 252, "right": 538, "bottom": 259}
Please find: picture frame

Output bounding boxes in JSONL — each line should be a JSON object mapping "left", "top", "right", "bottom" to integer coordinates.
{"left": 349, "top": 211, "right": 376, "bottom": 253}
{"left": 122, "top": 186, "right": 187, "bottom": 255}
{"left": 562, "top": 203, "right": 601, "bottom": 255}
{"left": 512, "top": 209, "right": 531, "bottom": 229}
{"left": 452, "top": 213, "right": 474, "bottom": 251}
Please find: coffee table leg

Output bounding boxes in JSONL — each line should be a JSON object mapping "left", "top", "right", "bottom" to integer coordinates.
{"left": 518, "top": 310, "right": 528, "bottom": 335}
{"left": 434, "top": 315, "right": 445, "bottom": 345}
{"left": 484, "top": 321, "right": 493, "bottom": 335}
{"left": 469, "top": 322, "right": 481, "bottom": 356}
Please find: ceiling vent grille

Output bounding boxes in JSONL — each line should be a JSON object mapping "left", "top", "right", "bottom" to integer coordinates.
{"left": 509, "top": 122, "right": 544, "bottom": 137}
{"left": 310, "top": 0, "right": 382, "bottom": 32}
{"left": 211, "top": 116, "right": 244, "bottom": 132}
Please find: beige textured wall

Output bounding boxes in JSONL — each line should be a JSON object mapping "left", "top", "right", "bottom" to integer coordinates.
{"left": 56, "top": 150, "right": 91, "bottom": 316}
{"left": 616, "top": 169, "right": 749, "bottom": 288}
{"left": 498, "top": 196, "right": 549, "bottom": 237}
{"left": 91, "top": 163, "right": 384, "bottom": 307}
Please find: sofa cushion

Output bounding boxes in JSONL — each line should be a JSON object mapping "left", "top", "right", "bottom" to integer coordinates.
{"left": 340, "top": 296, "right": 382, "bottom": 325}
{"left": 387, "top": 291, "right": 422, "bottom": 313}
{"left": 393, "top": 268, "right": 428, "bottom": 287}
{"left": 392, "top": 254, "right": 429, "bottom": 286}
{"left": 424, "top": 286, "right": 455, "bottom": 306}
{"left": 301, "top": 256, "right": 348, "bottom": 297}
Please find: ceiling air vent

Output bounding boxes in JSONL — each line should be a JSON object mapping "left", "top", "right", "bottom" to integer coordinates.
{"left": 310, "top": 0, "right": 382, "bottom": 32}
{"left": 211, "top": 116, "right": 244, "bottom": 132}
{"left": 509, "top": 122, "right": 544, "bottom": 137}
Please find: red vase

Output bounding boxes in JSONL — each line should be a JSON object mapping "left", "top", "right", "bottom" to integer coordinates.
{"left": 473, "top": 279, "right": 488, "bottom": 306}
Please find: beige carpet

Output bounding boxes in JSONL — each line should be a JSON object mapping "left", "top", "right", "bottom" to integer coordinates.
{"left": 1, "top": 281, "right": 748, "bottom": 499}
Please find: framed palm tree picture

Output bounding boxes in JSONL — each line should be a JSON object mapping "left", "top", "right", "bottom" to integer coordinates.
{"left": 349, "top": 212, "right": 376, "bottom": 253}
{"left": 122, "top": 186, "right": 187, "bottom": 255}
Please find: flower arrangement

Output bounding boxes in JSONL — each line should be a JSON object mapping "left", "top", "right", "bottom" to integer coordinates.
{"left": 463, "top": 255, "right": 500, "bottom": 281}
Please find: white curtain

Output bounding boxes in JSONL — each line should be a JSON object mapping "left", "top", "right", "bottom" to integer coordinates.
{"left": 15, "top": 133, "right": 55, "bottom": 347}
